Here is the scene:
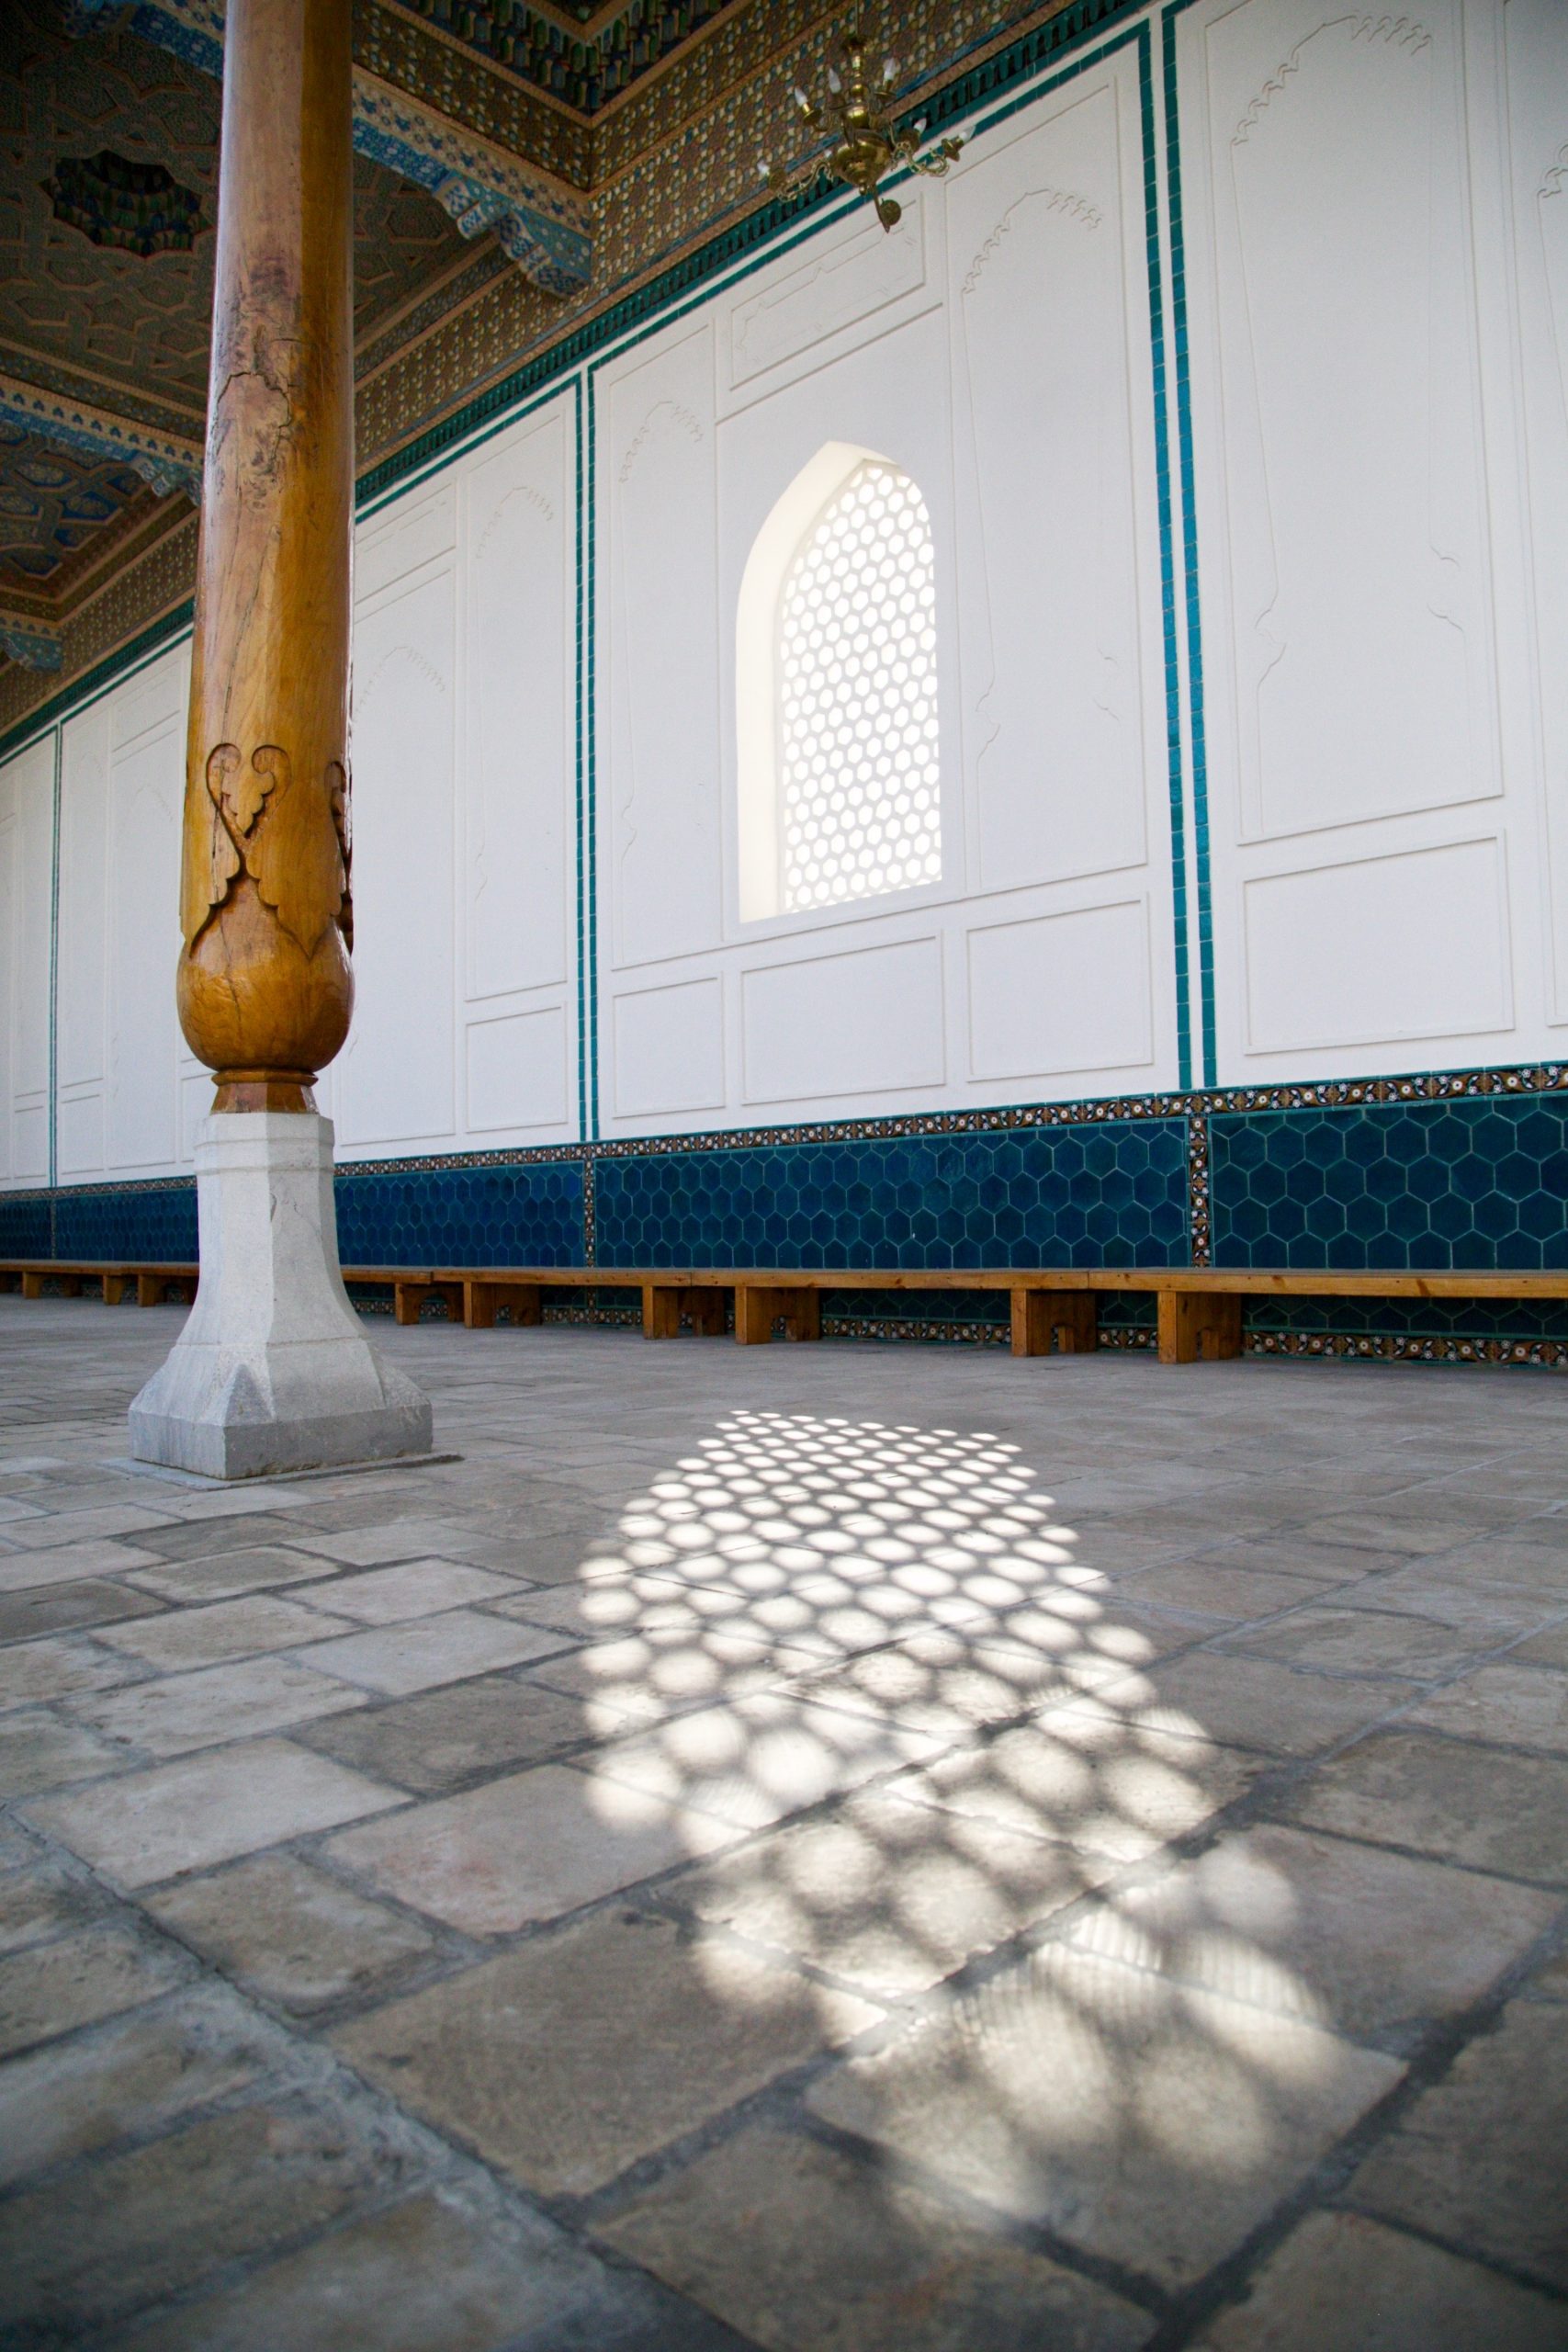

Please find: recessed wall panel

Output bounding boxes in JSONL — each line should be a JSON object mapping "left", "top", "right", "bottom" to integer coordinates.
{"left": 1242, "top": 840, "right": 1510, "bottom": 1055}
{"left": 742, "top": 938, "right": 943, "bottom": 1104}
{"left": 340, "top": 568, "right": 457, "bottom": 1146}
{"left": 948, "top": 74, "right": 1150, "bottom": 888}
{"left": 607, "top": 327, "right": 724, "bottom": 968}
{"left": 1193, "top": 0, "right": 1500, "bottom": 841}
{"left": 465, "top": 1006, "right": 568, "bottom": 1133}
{"left": 107, "top": 701, "right": 182, "bottom": 1171}
{"left": 613, "top": 978, "right": 725, "bottom": 1118}
{"left": 464, "top": 406, "right": 570, "bottom": 1002}
{"left": 58, "top": 707, "right": 108, "bottom": 1097}
{"left": 967, "top": 901, "right": 1154, "bottom": 1081}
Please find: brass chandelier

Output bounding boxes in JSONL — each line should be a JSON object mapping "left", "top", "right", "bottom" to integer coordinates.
{"left": 758, "top": 24, "right": 966, "bottom": 232}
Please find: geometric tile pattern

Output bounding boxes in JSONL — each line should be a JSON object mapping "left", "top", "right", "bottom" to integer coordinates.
{"left": 1212, "top": 1099, "right": 1568, "bottom": 1271}
{"left": 0, "top": 423, "right": 149, "bottom": 593}
{"left": 54, "top": 1183, "right": 197, "bottom": 1261}
{"left": 595, "top": 1122, "right": 1190, "bottom": 1270}
{"left": 333, "top": 1161, "right": 585, "bottom": 1270}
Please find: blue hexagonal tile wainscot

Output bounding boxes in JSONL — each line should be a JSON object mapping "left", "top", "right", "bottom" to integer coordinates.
{"left": 1211, "top": 1099, "right": 1568, "bottom": 1270}
{"left": 594, "top": 1122, "right": 1189, "bottom": 1271}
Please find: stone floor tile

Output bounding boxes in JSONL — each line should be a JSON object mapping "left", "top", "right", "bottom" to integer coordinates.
{"left": 1083, "top": 1652, "right": 1410, "bottom": 1758}
{"left": 294, "top": 1609, "right": 570, "bottom": 1696}
{"left": 599, "top": 2121, "right": 1153, "bottom": 2352}
{"left": 0, "top": 1704, "right": 126, "bottom": 1797}
{"left": 524, "top": 1627, "right": 818, "bottom": 1731}
{"left": 125, "top": 1546, "right": 344, "bottom": 1604}
{"left": 144, "top": 1854, "right": 444, "bottom": 2014}
{"left": 807, "top": 1941, "right": 1403, "bottom": 2294}
{"left": 2, "top": 1504, "right": 172, "bottom": 1551}
{"left": 0, "top": 2091, "right": 412, "bottom": 2344}
{"left": 0, "top": 1864, "right": 107, "bottom": 1955}
{"left": 0, "top": 1983, "right": 275, "bottom": 2188}
{"left": 295, "top": 1672, "right": 590, "bottom": 1792}
{"left": 1401, "top": 1662, "right": 1568, "bottom": 1753}
{"left": 1426, "top": 1538, "right": 1568, "bottom": 1597}
{"left": 64, "top": 1656, "right": 368, "bottom": 1758}
{"left": 1346, "top": 2003, "right": 1568, "bottom": 2290}
{"left": 0, "top": 1578, "right": 165, "bottom": 1642}
{"left": 1511, "top": 1623, "right": 1568, "bottom": 1670}
{"left": 23, "top": 1739, "right": 405, "bottom": 1887}
{"left": 96, "top": 1593, "right": 359, "bottom": 1671}
{"left": 110, "top": 2189, "right": 622, "bottom": 2352}
{"left": 1334, "top": 1567, "right": 1562, "bottom": 1638}
{"left": 333, "top": 1909, "right": 880, "bottom": 2198}
{"left": 588, "top": 1692, "right": 945, "bottom": 1832}
{"left": 1218, "top": 1606, "right": 1506, "bottom": 1681}
{"left": 1111, "top": 1561, "right": 1346, "bottom": 1623}
{"left": 285, "top": 1521, "right": 489, "bottom": 1567}
{"left": 128, "top": 1513, "right": 301, "bottom": 1562}
{"left": 1290, "top": 1510, "right": 1484, "bottom": 1557}
{"left": 0, "top": 1537, "right": 164, "bottom": 1591}
{"left": 661, "top": 1789, "right": 1118, "bottom": 1996}
{"left": 1055, "top": 1824, "right": 1558, "bottom": 2039}
{"left": 886, "top": 1709, "right": 1260, "bottom": 1862}
{"left": 0, "top": 1631, "right": 142, "bottom": 1709}
{"left": 783, "top": 1627, "right": 1122, "bottom": 1739}
{"left": 1281, "top": 1731, "right": 1568, "bottom": 1884}
{"left": 299, "top": 1559, "right": 525, "bottom": 1625}
{"left": 0, "top": 1924, "right": 189, "bottom": 2058}
{"left": 1194, "top": 2209, "right": 1568, "bottom": 2350}
{"left": 323, "top": 1759, "right": 738, "bottom": 1935}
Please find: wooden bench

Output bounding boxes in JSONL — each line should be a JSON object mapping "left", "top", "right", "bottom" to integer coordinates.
{"left": 7, "top": 1258, "right": 1568, "bottom": 1364}
{"left": 385, "top": 1264, "right": 1568, "bottom": 1364}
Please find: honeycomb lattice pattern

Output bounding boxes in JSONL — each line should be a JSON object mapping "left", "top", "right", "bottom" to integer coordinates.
{"left": 1212, "top": 1099, "right": 1568, "bottom": 1269}
{"left": 596, "top": 1124, "right": 1189, "bottom": 1271}
{"left": 56, "top": 1186, "right": 196, "bottom": 1262}
{"left": 333, "top": 1164, "right": 584, "bottom": 1270}
{"left": 777, "top": 459, "right": 942, "bottom": 913}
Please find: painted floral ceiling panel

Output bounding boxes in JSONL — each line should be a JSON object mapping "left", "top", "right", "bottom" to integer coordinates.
{"left": 0, "top": 420, "right": 152, "bottom": 594}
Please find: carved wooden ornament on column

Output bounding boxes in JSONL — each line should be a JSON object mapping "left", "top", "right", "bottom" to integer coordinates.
{"left": 176, "top": 0, "right": 355, "bottom": 1114}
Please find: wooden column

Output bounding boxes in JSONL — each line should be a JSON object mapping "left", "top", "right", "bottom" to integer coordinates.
{"left": 175, "top": 0, "right": 355, "bottom": 1116}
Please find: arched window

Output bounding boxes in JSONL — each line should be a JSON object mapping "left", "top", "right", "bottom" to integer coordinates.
{"left": 737, "top": 444, "right": 942, "bottom": 921}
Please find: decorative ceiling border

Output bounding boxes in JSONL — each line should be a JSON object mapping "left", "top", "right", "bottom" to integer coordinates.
{"left": 62, "top": 0, "right": 593, "bottom": 291}
{"left": 0, "top": 373, "right": 202, "bottom": 504}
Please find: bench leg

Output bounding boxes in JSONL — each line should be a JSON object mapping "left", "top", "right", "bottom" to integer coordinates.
{"left": 464, "top": 1280, "right": 498, "bottom": 1329}
{"left": 1157, "top": 1290, "right": 1243, "bottom": 1365}
{"left": 20, "top": 1272, "right": 44, "bottom": 1300}
{"left": 136, "top": 1274, "right": 164, "bottom": 1307}
{"left": 102, "top": 1274, "right": 129, "bottom": 1306}
{"left": 500, "top": 1283, "right": 542, "bottom": 1328}
{"left": 682, "top": 1287, "right": 726, "bottom": 1337}
{"left": 779, "top": 1287, "right": 820, "bottom": 1341}
{"left": 1011, "top": 1288, "right": 1098, "bottom": 1356}
{"left": 733, "top": 1283, "right": 776, "bottom": 1345}
{"left": 57, "top": 1274, "right": 84, "bottom": 1299}
{"left": 642, "top": 1283, "right": 682, "bottom": 1340}
{"left": 393, "top": 1282, "right": 430, "bottom": 1327}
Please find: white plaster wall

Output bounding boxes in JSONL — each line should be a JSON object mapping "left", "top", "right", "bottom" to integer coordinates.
{"left": 0, "top": 732, "right": 53, "bottom": 1186}
{"left": 6, "top": 0, "right": 1566, "bottom": 1169}
{"left": 332, "top": 390, "right": 579, "bottom": 1159}
{"left": 1176, "top": 0, "right": 1567, "bottom": 1081}
{"left": 597, "top": 37, "right": 1179, "bottom": 1136}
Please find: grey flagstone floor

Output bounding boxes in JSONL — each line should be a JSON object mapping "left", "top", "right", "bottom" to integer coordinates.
{"left": 0, "top": 1295, "right": 1565, "bottom": 2348}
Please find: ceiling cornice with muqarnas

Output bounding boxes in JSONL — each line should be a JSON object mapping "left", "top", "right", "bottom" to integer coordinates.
{"left": 0, "top": 0, "right": 1082, "bottom": 732}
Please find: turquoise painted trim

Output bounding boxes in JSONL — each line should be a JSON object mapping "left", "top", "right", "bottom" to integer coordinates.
{"left": 1137, "top": 23, "right": 1193, "bottom": 1093}
{"left": 1161, "top": 0, "right": 1216, "bottom": 1087}
{"left": 0, "top": 603, "right": 194, "bottom": 774}
{"left": 583, "top": 370, "right": 600, "bottom": 1140}
{"left": 573, "top": 372, "right": 591, "bottom": 1142}
{"left": 47, "top": 725, "right": 61, "bottom": 1192}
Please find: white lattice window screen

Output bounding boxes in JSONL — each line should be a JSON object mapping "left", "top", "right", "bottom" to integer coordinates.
{"left": 775, "top": 459, "right": 942, "bottom": 912}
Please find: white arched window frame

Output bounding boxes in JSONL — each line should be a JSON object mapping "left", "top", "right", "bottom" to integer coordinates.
{"left": 736, "top": 441, "right": 942, "bottom": 922}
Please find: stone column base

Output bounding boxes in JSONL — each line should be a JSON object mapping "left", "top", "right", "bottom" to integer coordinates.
{"left": 129, "top": 1112, "right": 434, "bottom": 1480}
